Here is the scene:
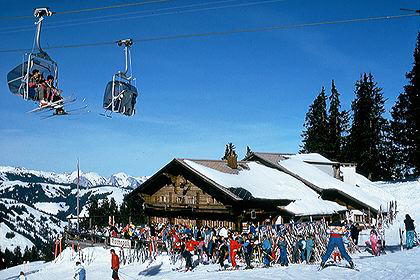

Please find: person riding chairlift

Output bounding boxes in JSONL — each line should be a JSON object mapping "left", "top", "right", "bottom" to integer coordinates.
{"left": 46, "top": 75, "right": 66, "bottom": 115}
{"left": 28, "top": 69, "right": 42, "bottom": 100}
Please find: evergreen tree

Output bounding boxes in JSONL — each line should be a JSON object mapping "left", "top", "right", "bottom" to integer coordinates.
{"left": 301, "top": 87, "right": 329, "bottom": 155}
{"left": 30, "top": 246, "right": 40, "bottom": 261}
{"left": 326, "top": 80, "right": 349, "bottom": 161}
{"left": 344, "top": 73, "right": 391, "bottom": 180}
{"left": 109, "top": 198, "right": 118, "bottom": 216}
{"left": 390, "top": 32, "right": 420, "bottom": 177}
{"left": 100, "top": 197, "right": 110, "bottom": 226}
{"left": 12, "top": 246, "right": 22, "bottom": 266}
{"left": 3, "top": 248, "right": 13, "bottom": 268}
{"left": 87, "top": 196, "right": 100, "bottom": 226}
{"left": 23, "top": 246, "right": 31, "bottom": 262}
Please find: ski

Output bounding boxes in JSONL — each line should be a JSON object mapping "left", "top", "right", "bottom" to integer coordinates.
{"left": 40, "top": 105, "right": 88, "bottom": 120}
{"left": 318, "top": 263, "right": 359, "bottom": 271}
{"left": 28, "top": 96, "right": 77, "bottom": 113}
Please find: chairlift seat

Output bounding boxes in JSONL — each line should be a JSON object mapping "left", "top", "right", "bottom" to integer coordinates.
{"left": 7, "top": 52, "right": 58, "bottom": 100}
{"left": 103, "top": 80, "right": 138, "bottom": 116}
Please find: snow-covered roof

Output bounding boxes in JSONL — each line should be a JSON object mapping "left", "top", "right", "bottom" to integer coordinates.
{"left": 284, "top": 153, "right": 334, "bottom": 164}
{"left": 182, "top": 159, "right": 345, "bottom": 216}
{"left": 278, "top": 158, "right": 393, "bottom": 212}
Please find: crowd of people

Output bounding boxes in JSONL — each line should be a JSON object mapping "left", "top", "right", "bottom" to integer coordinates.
{"left": 67, "top": 213, "right": 417, "bottom": 279}
{"left": 27, "top": 69, "right": 65, "bottom": 114}
{"left": 72, "top": 218, "right": 384, "bottom": 272}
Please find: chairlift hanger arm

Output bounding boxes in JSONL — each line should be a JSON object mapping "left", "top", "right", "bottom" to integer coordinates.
{"left": 34, "top": 8, "right": 54, "bottom": 54}
{"left": 116, "top": 39, "right": 133, "bottom": 78}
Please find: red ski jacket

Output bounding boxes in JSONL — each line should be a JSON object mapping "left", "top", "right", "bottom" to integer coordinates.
{"left": 111, "top": 253, "right": 120, "bottom": 270}
{"left": 186, "top": 240, "right": 199, "bottom": 252}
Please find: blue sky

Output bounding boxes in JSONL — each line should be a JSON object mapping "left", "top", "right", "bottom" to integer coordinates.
{"left": 0, "top": 0, "right": 418, "bottom": 176}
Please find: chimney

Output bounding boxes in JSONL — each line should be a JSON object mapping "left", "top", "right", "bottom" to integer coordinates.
{"left": 227, "top": 153, "right": 238, "bottom": 169}
{"left": 222, "top": 142, "right": 238, "bottom": 169}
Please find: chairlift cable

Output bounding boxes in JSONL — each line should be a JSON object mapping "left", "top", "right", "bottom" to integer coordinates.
{"left": 0, "top": 13, "right": 417, "bottom": 53}
{"left": 0, "top": 0, "right": 171, "bottom": 21}
{"left": 0, "top": 0, "right": 287, "bottom": 34}
{"left": 45, "top": 0, "right": 287, "bottom": 31}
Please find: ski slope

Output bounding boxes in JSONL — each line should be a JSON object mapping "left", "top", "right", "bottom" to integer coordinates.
{"left": 375, "top": 179, "right": 420, "bottom": 246}
{"left": 0, "top": 246, "right": 418, "bottom": 280}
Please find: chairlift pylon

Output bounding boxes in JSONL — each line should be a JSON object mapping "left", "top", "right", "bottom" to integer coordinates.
{"left": 103, "top": 38, "right": 138, "bottom": 117}
{"left": 7, "top": 7, "right": 59, "bottom": 101}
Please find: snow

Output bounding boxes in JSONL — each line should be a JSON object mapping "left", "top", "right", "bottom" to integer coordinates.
{"left": 108, "top": 172, "right": 145, "bottom": 189}
{"left": 0, "top": 222, "right": 34, "bottom": 251}
{"left": 0, "top": 198, "right": 66, "bottom": 243}
{"left": 0, "top": 245, "right": 419, "bottom": 280}
{"left": 374, "top": 179, "right": 420, "bottom": 246}
{"left": 34, "top": 202, "right": 69, "bottom": 215}
{"left": 278, "top": 159, "right": 394, "bottom": 212}
{"left": 77, "top": 186, "right": 130, "bottom": 205}
{"left": 287, "top": 153, "right": 333, "bottom": 163}
{"left": 184, "top": 160, "right": 345, "bottom": 216}
{"left": 69, "top": 171, "right": 107, "bottom": 188}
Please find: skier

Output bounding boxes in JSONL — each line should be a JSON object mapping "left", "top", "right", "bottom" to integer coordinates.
{"left": 369, "top": 229, "right": 380, "bottom": 256}
{"left": 19, "top": 271, "right": 27, "bottom": 280}
{"left": 299, "top": 236, "right": 306, "bottom": 262}
{"left": 73, "top": 261, "right": 86, "bottom": 280}
{"left": 404, "top": 214, "right": 416, "bottom": 249}
{"left": 243, "top": 234, "right": 254, "bottom": 269}
{"left": 261, "top": 235, "right": 272, "bottom": 267}
{"left": 292, "top": 237, "right": 303, "bottom": 263}
{"left": 218, "top": 238, "right": 229, "bottom": 270}
{"left": 320, "top": 214, "right": 354, "bottom": 269}
{"left": 277, "top": 236, "right": 288, "bottom": 266}
{"left": 229, "top": 236, "right": 241, "bottom": 269}
{"left": 350, "top": 222, "right": 361, "bottom": 245}
{"left": 110, "top": 249, "right": 120, "bottom": 280}
{"left": 180, "top": 243, "right": 193, "bottom": 271}
{"left": 306, "top": 234, "right": 314, "bottom": 264}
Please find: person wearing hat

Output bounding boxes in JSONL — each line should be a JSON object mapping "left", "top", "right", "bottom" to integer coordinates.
{"left": 110, "top": 249, "right": 120, "bottom": 280}
{"left": 73, "top": 261, "right": 86, "bottom": 280}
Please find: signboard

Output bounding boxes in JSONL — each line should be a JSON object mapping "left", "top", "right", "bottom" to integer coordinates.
{"left": 110, "top": 237, "right": 131, "bottom": 248}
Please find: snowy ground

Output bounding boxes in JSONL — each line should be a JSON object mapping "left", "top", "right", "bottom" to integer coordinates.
{"left": 0, "top": 246, "right": 419, "bottom": 280}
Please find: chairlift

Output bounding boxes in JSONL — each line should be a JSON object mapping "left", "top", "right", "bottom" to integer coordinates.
{"left": 7, "top": 7, "right": 59, "bottom": 101}
{"left": 103, "top": 39, "right": 138, "bottom": 117}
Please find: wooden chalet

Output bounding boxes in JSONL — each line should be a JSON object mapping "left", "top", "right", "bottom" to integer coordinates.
{"left": 127, "top": 151, "right": 352, "bottom": 230}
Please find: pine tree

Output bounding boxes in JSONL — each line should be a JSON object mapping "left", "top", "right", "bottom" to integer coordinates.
{"left": 301, "top": 87, "right": 329, "bottom": 155}
{"left": 12, "top": 246, "right": 22, "bottom": 266}
{"left": 390, "top": 32, "right": 420, "bottom": 177}
{"left": 109, "top": 198, "right": 118, "bottom": 216}
{"left": 344, "top": 73, "right": 391, "bottom": 180}
{"left": 325, "top": 80, "right": 349, "bottom": 161}
{"left": 99, "top": 197, "right": 110, "bottom": 226}
{"left": 30, "top": 246, "right": 40, "bottom": 261}
{"left": 23, "top": 246, "right": 31, "bottom": 262}
{"left": 87, "top": 196, "right": 100, "bottom": 226}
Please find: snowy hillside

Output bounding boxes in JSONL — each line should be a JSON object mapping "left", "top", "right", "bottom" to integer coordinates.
{"left": 0, "top": 222, "right": 34, "bottom": 251}
{"left": 0, "top": 165, "right": 147, "bottom": 249}
{"left": 374, "top": 179, "right": 420, "bottom": 246}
